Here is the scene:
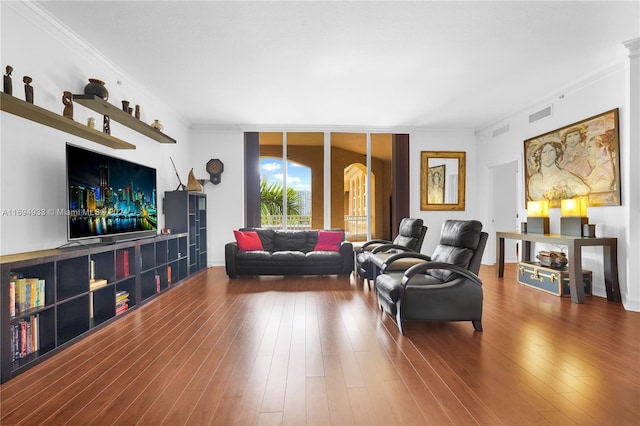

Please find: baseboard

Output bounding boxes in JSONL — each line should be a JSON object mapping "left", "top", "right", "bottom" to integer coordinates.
{"left": 622, "top": 296, "right": 640, "bottom": 312}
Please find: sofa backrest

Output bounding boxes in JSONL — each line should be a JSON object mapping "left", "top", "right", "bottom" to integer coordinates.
{"left": 428, "top": 220, "right": 486, "bottom": 281}
{"left": 393, "top": 218, "right": 427, "bottom": 252}
{"left": 239, "top": 228, "right": 345, "bottom": 253}
{"left": 274, "top": 230, "right": 310, "bottom": 252}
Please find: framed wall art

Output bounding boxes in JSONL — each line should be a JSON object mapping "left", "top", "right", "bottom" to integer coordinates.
{"left": 427, "top": 164, "right": 446, "bottom": 204}
{"left": 524, "top": 108, "right": 620, "bottom": 208}
{"left": 420, "top": 151, "right": 466, "bottom": 211}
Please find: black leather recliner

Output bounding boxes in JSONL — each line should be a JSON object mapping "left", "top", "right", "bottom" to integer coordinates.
{"left": 374, "top": 220, "right": 488, "bottom": 334}
{"left": 355, "top": 218, "right": 427, "bottom": 282}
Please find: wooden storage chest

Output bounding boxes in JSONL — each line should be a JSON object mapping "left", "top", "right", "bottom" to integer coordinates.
{"left": 517, "top": 262, "right": 592, "bottom": 297}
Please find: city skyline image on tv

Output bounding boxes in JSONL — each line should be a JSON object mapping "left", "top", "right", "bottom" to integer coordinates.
{"left": 66, "top": 144, "right": 157, "bottom": 240}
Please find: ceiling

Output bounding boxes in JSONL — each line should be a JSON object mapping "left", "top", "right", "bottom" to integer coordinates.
{"left": 34, "top": 1, "right": 639, "bottom": 131}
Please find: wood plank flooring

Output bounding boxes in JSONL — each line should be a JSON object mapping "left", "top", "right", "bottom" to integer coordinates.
{"left": 1, "top": 264, "right": 638, "bottom": 425}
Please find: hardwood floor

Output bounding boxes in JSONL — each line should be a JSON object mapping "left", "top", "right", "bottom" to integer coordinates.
{"left": 1, "top": 264, "right": 638, "bottom": 425}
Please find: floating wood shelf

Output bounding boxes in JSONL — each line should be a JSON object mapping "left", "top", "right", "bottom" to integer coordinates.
{"left": 72, "top": 94, "right": 176, "bottom": 144}
{"left": 1, "top": 92, "right": 136, "bottom": 150}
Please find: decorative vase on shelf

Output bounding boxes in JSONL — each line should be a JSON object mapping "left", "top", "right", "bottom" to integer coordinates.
{"left": 150, "top": 119, "right": 164, "bottom": 131}
{"left": 84, "top": 78, "right": 108, "bottom": 101}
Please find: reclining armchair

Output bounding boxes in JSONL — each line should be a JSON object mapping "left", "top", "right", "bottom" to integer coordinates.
{"left": 374, "top": 220, "right": 488, "bottom": 333}
{"left": 354, "top": 218, "right": 427, "bottom": 283}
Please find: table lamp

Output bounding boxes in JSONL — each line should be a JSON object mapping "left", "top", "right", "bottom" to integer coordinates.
{"left": 560, "top": 197, "right": 589, "bottom": 236}
{"left": 527, "top": 200, "right": 549, "bottom": 234}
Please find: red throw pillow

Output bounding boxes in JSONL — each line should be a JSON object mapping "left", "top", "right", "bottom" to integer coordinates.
{"left": 234, "top": 230, "right": 264, "bottom": 251}
{"left": 314, "top": 231, "right": 343, "bottom": 251}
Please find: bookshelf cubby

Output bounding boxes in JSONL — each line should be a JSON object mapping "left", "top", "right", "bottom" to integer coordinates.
{"left": 91, "top": 285, "right": 116, "bottom": 327}
{"left": 164, "top": 191, "right": 208, "bottom": 275}
{"left": 91, "top": 250, "right": 116, "bottom": 283}
{"left": 116, "top": 278, "right": 136, "bottom": 310}
{"left": 57, "top": 257, "right": 89, "bottom": 300}
{"left": 1, "top": 232, "right": 188, "bottom": 383}
{"left": 57, "top": 295, "right": 90, "bottom": 345}
{"left": 115, "top": 247, "right": 134, "bottom": 280}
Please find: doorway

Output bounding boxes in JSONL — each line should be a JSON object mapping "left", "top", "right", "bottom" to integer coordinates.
{"left": 490, "top": 161, "right": 518, "bottom": 263}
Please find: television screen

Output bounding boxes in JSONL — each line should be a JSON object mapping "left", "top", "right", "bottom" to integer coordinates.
{"left": 66, "top": 143, "right": 158, "bottom": 241}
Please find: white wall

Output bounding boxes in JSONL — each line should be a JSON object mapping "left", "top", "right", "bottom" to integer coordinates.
{"left": 0, "top": 2, "right": 190, "bottom": 255}
{"left": 408, "top": 129, "right": 479, "bottom": 256}
{"left": 475, "top": 60, "right": 636, "bottom": 310}
{"left": 188, "top": 126, "right": 245, "bottom": 265}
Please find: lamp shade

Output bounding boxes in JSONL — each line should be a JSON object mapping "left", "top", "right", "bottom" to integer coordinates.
{"left": 527, "top": 200, "right": 549, "bottom": 217}
{"left": 561, "top": 197, "right": 587, "bottom": 217}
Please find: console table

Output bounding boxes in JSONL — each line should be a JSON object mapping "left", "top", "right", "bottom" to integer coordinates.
{"left": 496, "top": 231, "right": 620, "bottom": 304}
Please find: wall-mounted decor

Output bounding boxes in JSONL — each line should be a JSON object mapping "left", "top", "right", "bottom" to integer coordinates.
{"left": 84, "top": 78, "right": 108, "bottom": 100}
{"left": 524, "top": 108, "right": 620, "bottom": 207}
{"left": 420, "top": 151, "right": 466, "bottom": 211}
{"left": 62, "top": 91, "right": 73, "bottom": 119}
{"left": 206, "top": 158, "right": 224, "bottom": 185}
{"left": 3, "top": 65, "right": 13, "bottom": 95}
{"left": 23, "top": 75, "right": 33, "bottom": 103}
{"left": 427, "top": 164, "right": 445, "bottom": 204}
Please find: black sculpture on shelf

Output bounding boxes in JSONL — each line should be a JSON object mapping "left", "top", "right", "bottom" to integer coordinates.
{"left": 23, "top": 75, "right": 33, "bottom": 104}
{"left": 103, "top": 115, "right": 110, "bottom": 135}
{"left": 3, "top": 65, "right": 12, "bottom": 95}
{"left": 62, "top": 91, "right": 73, "bottom": 119}
{"left": 84, "top": 78, "right": 108, "bottom": 100}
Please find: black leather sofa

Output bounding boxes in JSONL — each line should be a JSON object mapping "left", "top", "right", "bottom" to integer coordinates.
{"left": 225, "top": 228, "right": 354, "bottom": 278}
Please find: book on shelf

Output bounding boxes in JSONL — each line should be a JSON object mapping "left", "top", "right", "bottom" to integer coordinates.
{"left": 9, "top": 280, "right": 15, "bottom": 318}
{"left": 12, "top": 276, "right": 45, "bottom": 315}
{"left": 156, "top": 275, "right": 161, "bottom": 293}
{"left": 167, "top": 266, "right": 172, "bottom": 286}
{"left": 11, "top": 316, "right": 39, "bottom": 361}
{"left": 115, "top": 304, "right": 129, "bottom": 315}
{"left": 90, "top": 279, "right": 108, "bottom": 291}
{"left": 16, "top": 278, "right": 27, "bottom": 312}
{"left": 116, "top": 250, "right": 130, "bottom": 278}
{"left": 115, "top": 290, "right": 130, "bottom": 315}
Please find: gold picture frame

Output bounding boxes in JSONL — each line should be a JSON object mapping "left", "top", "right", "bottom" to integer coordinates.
{"left": 420, "top": 151, "right": 466, "bottom": 211}
{"left": 524, "top": 108, "right": 620, "bottom": 208}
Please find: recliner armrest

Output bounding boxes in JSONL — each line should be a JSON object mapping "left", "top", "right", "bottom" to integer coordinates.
{"left": 379, "top": 252, "right": 432, "bottom": 273}
{"left": 371, "top": 244, "right": 417, "bottom": 254}
{"left": 360, "top": 239, "right": 393, "bottom": 252}
{"left": 401, "top": 262, "right": 482, "bottom": 288}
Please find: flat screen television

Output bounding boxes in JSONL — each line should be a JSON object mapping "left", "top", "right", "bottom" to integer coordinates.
{"left": 66, "top": 143, "right": 158, "bottom": 242}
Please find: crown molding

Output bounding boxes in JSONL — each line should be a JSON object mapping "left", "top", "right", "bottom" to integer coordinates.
{"left": 7, "top": 1, "right": 189, "bottom": 128}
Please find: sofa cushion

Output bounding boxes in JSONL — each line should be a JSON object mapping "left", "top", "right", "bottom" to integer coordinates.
{"left": 274, "top": 231, "right": 308, "bottom": 252}
{"left": 255, "top": 229, "right": 276, "bottom": 252}
{"left": 271, "top": 250, "right": 306, "bottom": 262}
{"left": 233, "top": 230, "right": 264, "bottom": 251}
{"left": 306, "top": 251, "right": 343, "bottom": 262}
{"left": 236, "top": 250, "right": 272, "bottom": 261}
{"left": 314, "top": 230, "right": 343, "bottom": 251}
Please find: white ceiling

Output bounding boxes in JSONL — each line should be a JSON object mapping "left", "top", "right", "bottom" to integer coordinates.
{"left": 34, "top": 1, "right": 639, "bottom": 130}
